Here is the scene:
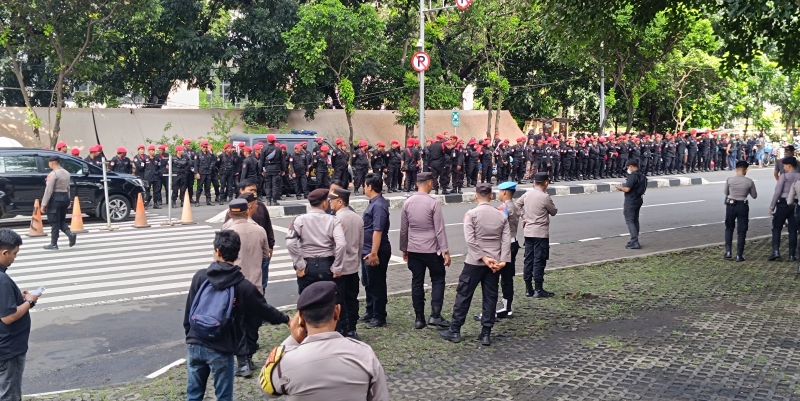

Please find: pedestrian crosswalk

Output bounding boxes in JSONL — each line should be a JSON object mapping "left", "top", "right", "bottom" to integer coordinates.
{"left": 8, "top": 219, "right": 305, "bottom": 310}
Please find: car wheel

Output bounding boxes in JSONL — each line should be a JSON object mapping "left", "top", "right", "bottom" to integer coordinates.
{"left": 101, "top": 195, "right": 131, "bottom": 222}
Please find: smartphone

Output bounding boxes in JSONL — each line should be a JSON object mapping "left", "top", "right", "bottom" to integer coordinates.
{"left": 29, "top": 286, "right": 45, "bottom": 296}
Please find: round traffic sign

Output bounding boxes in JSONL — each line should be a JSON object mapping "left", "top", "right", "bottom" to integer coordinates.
{"left": 411, "top": 51, "right": 431, "bottom": 72}
{"left": 456, "top": 0, "right": 472, "bottom": 10}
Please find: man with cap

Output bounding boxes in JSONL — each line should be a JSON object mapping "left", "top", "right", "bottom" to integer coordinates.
{"left": 480, "top": 139, "right": 494, "bottom": 183}
{"left": 312, "top": 145, "right": 331, "bottom": 189}
{"left": 208, "top": 144, "right": 223, "bottom": 205}
{"left": 288, "top": 144, "right": 310, "bottom": 200}
{"left": 774, "top": 145, "right": 795, "bottom": 181}
{"left": 84, "top": 146, "right": 103, "bottom": 169}
{"left": 261, "top": 135, "right": 284, "bottom": 206}
{"left": 193, "top": 141, "right": 216, "bottom": 207}
{"left": 330, "top": 139, "right": 350, "bottom": 190}
{"left": 70, "top": 147, "right": 80, "bottom": 158}
{"left": 133, "top": 144, "right": 147, "bottom": 181}
{"left": 56, "top": 141, "right": 68, "bottom": 154}
{"left": 182, "top": 140, "right": 197, "bottom": 195}
{"left": 171, "top": 146, "right": 191, "bottom": 207}
{"left": 328, "top": 188, "right": 363, "bottom": 338}
{"left": 439, "top": 182, "right": 510, "bottom": 346}
{"left": 311, "top": 137, "right": 324, "bottom": 158}
{"left": 370, "top": 142, "right": 387, "bottom": 186}
{"left": 616, "top": 160, "right": 647, "bottom": 250}
{"left": 352, "top": 140, "right": 370, "bottom": 195}
{"left": 511, "top": 137, "right": 526, "bottom": 183}
{"left": 183, "top": 230, "right": 289, "bottom": 396}
{"left": 450, "top": 139, "right": 466, "bottom": 193}
{"left": 263, "top": 281, "right": 389, "bottom": 400}
{"left": 40, "top": 155, "right": 77, "bottom": 250}
{"left": 110, "top": 147, "right": 132, "bottom": 174}
{"left": 156, "top": 145, "right": 170, "bottom": 202}
{"left": 724, "top": 161, "right": 758, "bottom": 262}
{"left": 768, "top": 156, "right": 800, "bottom": 261}
{"left": 426, "top": 134, "right": 447, "bottom": 194}
{"left": 229, "top": 182, "right": 276, "bottom": 290}
{"left": 515, "top": 172, "right": 558, "bottom": 298}
{"left": 286, "top": 188, "right": 347, "bottom": 294}
{"left": 386, "top": 140, "right": 402, "bottom": 193}
{"left": 401, "top": 138, "right": 420, "bottom": 196}
{"left": 465, "top": 139, "right": 479, "bottom": 187}
{"left": 144, "top": 145, "right": 163, "bottom": 208}
{"left": 400, "top": 172, "right": 451, "bottom": 330}
{"left": 219, "top": 144, "right": 237, "bottom": 203}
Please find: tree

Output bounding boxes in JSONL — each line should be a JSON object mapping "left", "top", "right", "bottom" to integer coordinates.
{"left": 284, "top": 0, "right": 385, "bottom": 145}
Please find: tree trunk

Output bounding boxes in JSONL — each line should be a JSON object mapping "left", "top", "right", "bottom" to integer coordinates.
{"left": 3, "top": 42, "right": 43, "bottom": 145}
{"left": 494, "top": 90, "right": 503, "bottom": 134}
{"left": 486, "top": 89, "right": 494, "bottom": 137}
{"left": 51, "top": 75, "right": 66, "bottom": 149}
{"left": 786, "top": 111, "right": 795, "bottom": 135}
{"left": 625, "top": 97, "right": 634, "bottom": 134}
{"left": 346, "top": 111, "right": 355, "bottom": 148}
{"left": 744, "top": 115, "right": 749, "bottom": 136}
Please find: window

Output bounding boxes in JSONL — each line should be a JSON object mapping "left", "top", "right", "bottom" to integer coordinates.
{"left": 40, "top": 156, "right": 84, "bottom": 175}
{"left": 0, "top": 155, "right": 40, "bottom": 173}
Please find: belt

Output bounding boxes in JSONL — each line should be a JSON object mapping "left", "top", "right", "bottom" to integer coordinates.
{"left": 304, "top": 256, "right": 335, "bottom": 263}
{"left": 726, "top": 199, "right": 748, "bottom": 205}
{"left": 777, "top": 197, "right": 788, "bottom": 205}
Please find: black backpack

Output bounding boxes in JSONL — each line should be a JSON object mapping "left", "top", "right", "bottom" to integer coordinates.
{"left": 635, "top": 172, "right": 648, "bottom": 197}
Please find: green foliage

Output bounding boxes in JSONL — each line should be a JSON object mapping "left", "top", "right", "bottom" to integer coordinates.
{"left": 338, "top": 77, "right": 355, "bottom": 116}
{"left": 203, "top": 110, "right": 239, "bottom": 151}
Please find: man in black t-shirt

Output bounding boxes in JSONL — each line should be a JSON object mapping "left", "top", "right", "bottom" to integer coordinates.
{"left": 0, "top": 229, "right": 40, "bottom": 400}
{"left": 617, "top": 159, "right": 647, "bottom": 250}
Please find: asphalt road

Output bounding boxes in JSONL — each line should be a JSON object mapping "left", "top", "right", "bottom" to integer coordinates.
{"left": 20, "top": 167, "right": 781, "bottom": 395}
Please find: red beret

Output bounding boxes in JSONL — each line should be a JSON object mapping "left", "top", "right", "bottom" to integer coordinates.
{"left": 244, "top": 146, "right": 253, "bottom": 152}
{"left": 537, "top": 140, "right": 544, "bottom": 144}
{"left": 200, "top": 140, "right": 209, "bottom": 146}
{"left": 376, "top": 141, "right": 385, "bottom": 147}
{"left": 358, "top": 140, "right": 368, "bottom": 147}
{"left": 391, "top": 140, "right": 400, "bottom": 145}
{"left": 96, "top": 145, "right": 103, "bottom": 150}
{"left": 436, "top": 134, "right": 445, "bottom": 140}
{"left": 468, "top": 139, "right": 477, "bottom": 145}
{"left": 117, "top": 147, "right": 127, "bottom": 153}
{"left": 280, "top": 144, "right": 287, "bottom": 149}
{"left": 335, "top": 138, "right": 344, "bottom": 145}
{"left": 320, "top": 145, "right": 330, "bottom": 151}
{"left": 483, "top": 140, "right": 490, "bottom": 145}
{"left": 413, "top": 139, "right": 420, "bottom": 145}
{"left": 183, "top": 139, "right": 191, "bottom": 145}
{"left": 598, "top": 137, "right": 606, "bottom": 143}
{"left": 444, "top": 140, "right": 452, "bottom": 146}
{"left": 71, "top": 148, "right": 80, "bottom": 155}
{"left": 254, "top": 143, "right": 263, "bottom": 150}
{"left": 137, "top": 144, "right": 145, "bottom": 150}
{"left": 175, "top": 146, "right": 184, "bottom": 152}
{"left": 158, "top": 144, "right": 166, "bottom": 150}
{"left": 238, "top": 142, "right": 246, "bottom": 147}
{"left": 316, "top": 137, "right": 324, "bottom": 142}
{"left": 294, "top": 144, "right": 301, "bottom": 149}
{"left": 147, "top": 145, "right": 156, "bottom": 151}
{"left": 223, "top": 143, "right": 232, "bottom": 149}
{"left": 406, "top": 139, "right": 415, "bottom": 147}
{"left": 300, "top": 141, "right": 307, "bottom": 146}
{"left": 56, "top": 142, "right": 67, "bottom": 149}
{"left": 267, "top": 134, "right": 276, "bottom": 142}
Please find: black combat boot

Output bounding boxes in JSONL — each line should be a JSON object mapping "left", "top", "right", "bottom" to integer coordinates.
{"left": 477, "top": 327, "right": 492, "bottom": 346}
{"left": 532, "top": 281, "right": 554, "bottom": 298}
{"left": 235, "top": 355, "right": 252, "bottom": 378}
{"left": 206, "top": 198, "right": 213, "bottom": 206}
{"left": 790, "top": 253, "right": 797, "bottom": 262}
{"left": 438, "top": 327, "right": 461, "bottom": 343}
{"left": 428, "top": 305, "right": 451, "bottom": 329}
{"left": 724, "top": 245, "right": 732, "bottom": 259}
{"left": 67, "top": 230, "right": 77, "bottom": 248}
{"left": 525, "top": 281, "right": 534, "bottom": 297}
{"left": 43, "top": 243, "right": 58, "bottom": 250}
{"left": 414, "top": 313, "right": 427, "bottom": 330}
{"left": 768, "top": 248, "right": 781, "bottom": 261}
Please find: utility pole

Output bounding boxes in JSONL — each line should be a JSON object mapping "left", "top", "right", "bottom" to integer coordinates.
{"left": 600, "top": 65, "right": 605, "bottom": 134}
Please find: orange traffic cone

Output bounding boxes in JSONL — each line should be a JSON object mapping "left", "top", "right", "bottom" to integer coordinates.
{"left": 27, "top": 199, "right": 46, "bottom": 237}
{"left": 181, "top": 192, "right": 196, "bottom": 225}
{"left": 70, "top": 196, "right": 88, "bottom": 233}
{"left": 133, "top": 193, "right": 150, "bottom": 228}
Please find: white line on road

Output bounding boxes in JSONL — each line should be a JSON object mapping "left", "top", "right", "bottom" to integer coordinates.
{"left": 146, "top": 359, "right": 186, "bottom": 379}
{"left": 557, "top": 200, "right": 705, "bottom": 216}
{"left": 578, "top": 237, "right": 601, "bottom": 242}
{"left": 24, "top": 389, "right": 80, "bottom": 397}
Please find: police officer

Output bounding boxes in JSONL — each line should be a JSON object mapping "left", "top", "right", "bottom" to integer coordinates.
{"left": 193, "top": 141, "right": 215, "bottom": 207}
{"left": 480, "top": 139, "right": 494, "bottom": 183}
{"left": 352, "top": 140, "right": 370, "bottom": 195}
{"left": 617, "top": 159, "right": 647, "bottom": 250}
{"left": 371, "top": 142, "right": 387, "bottom": 188}
{"left": 769, "top": 156, "right": 800, "bottom": 261}
{"left": 386, "top": 140, "right": 402, "bottom": 193}
{"left": 286, "top": 188, "right": 347, "bottom": 293}
{"left": 41, "top": 156, "right": 77, "bottom": 250}
{"left": 313, "top": 145, "right": 331, "bottom": 189}
{"left": 217, "top": 144, "right": 234, "bottom": 203}
{"left": 172, "top": 145, "right": 191, "bottom": 207}
{"left": 515, "top": 172, "right": 558, "bottom": 298}
{"left": 183, "top": 139, "right": 197, "bottom": 196}
{"left": 451, "top": 139, "right": 466, "bottom": 193}
{"left": 330, "top": 138, "right": 350, "bottom": 189}
{"left": 439, "top": 183, "right": 510, "bottom": 346}
{"left": 261, "top": 135, "right": 283, "bottom": 206}
{"left": 401, "top": 139, "right": 420, "bottom": 196}
{"left": 466, "top": 139, "right": 480, "bottom": 187}
{"left": 144, "top": 145, "right": 162, "bottom": 209}
{"left": 110, "top": 147, "right": 132, "bottom": 174}
{"left": 261, "top": 281, "right": 389, "bottom": 400}
{"left": 133, "top": 144, "right": 147, "bottom": 186}
{"left": 724, "top": 161, "right": 757, "bottom": 262}
{"left": 289, "top": 144, "right": 310, "bottom": 199}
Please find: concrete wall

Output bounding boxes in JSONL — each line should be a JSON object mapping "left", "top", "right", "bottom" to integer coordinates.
{"left": 0, "top": 107, "right": 523, "bottom": 150}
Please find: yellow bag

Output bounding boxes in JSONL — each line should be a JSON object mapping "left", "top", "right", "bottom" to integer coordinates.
{"left": 258, "top": 345, "right": 286, "bottom": 396}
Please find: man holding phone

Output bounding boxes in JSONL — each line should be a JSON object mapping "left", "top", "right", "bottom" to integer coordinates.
{"left": 0, "top": 229, "right": 40, "bottom": 400}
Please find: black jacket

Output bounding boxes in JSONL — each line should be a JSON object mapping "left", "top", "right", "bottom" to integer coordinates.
{"left": 184, "top": 261, "right": 289, "bottom": 355}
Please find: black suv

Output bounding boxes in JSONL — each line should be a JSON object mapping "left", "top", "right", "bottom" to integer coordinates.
{"left": 0, "top": 148, "right": 145, "bottom": 222}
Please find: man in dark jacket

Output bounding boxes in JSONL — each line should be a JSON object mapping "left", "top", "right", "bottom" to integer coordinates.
{"left": 183, "top": 230, "right": 288, "bottom": 399}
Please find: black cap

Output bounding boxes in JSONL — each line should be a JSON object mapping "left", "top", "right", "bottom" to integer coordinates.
{"left": 228, "top": 198, "right": 248, "bottom": 213}
{"left": 475, "top": 183, "right": 493, "bottom": 195}
{"left": 786, "top": 145, "right": 795, "bottom": 152}
{"left": 782, "top": 156, "right": 797, "bottom": 167}
{"left": 48, "top": 155, "right": 61, "bottom": 162}
{"left": 626, "top": 159, "right": 639, "bottom": 167}
{"left": 308, "top": 188, "right": 329, "bottom": 204}
{"left": 296, "top": 281, "right": 337, "bottom": 310}
{"left": 238, "top": 192, "right": 257, "bottom": 203}
{"left": 328, "top": 188, "right": 350, "bottom": 203}
{"left": 533, "top": 172, "right": 550, "bottom": 183}
{"left": 417, "top": 172, "right": 433, "bottom": 182}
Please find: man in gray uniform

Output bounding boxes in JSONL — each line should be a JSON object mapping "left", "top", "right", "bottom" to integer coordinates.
{"left": 262, "top": 281, "right": 389, "bottom": 400}
{"left": 41, "top": 156, "right": 77, "bottom": 250}
{"left": 329, "top": 188, "right": 364, "bottom": 339}
{"left": 515, "top": 172, "right": 558, "bottom": 298}
{"left": 768, "top": 156, "right": 800, "bottom": 261}
{"left": 724, "top": 161, "right": 757, "bottom": 262}
{"left": 439, "top": 183, "right": 510, "bottom": 346}
{"left": 286, "top": 188, "right": 347, "bottom": 294}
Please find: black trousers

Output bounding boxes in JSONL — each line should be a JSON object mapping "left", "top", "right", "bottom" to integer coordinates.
{"left": 297, "top": 257, "right": 335, "bottom": 294}
{"left": 361, "top": 249, "right": 390, "bottom": 320}
{"left": 407, "top": 252, "right": 446, "bottom": 315}
{"left": 293, "top": 174, "right": 308, "bottom": 197}
{"left": 481, "top": 163, "right": 492, "bottom": 183}
{"left": 145, "top": 177, "right": 162, "bottom": 204}
{"left": 240, "top": 316, "right": 261, "bottom": 356}
{"left": 588, "top": 159, "right": 598, "bottom": 177}
{"left": 687, "top": 153, "right": 697, "bottom": 171}
{"left": 500, "top": 240, "right": 519, "bottom": 301}
{"left": 332, "top": 168, "right": 348, "bottom": 187}
{"left": 264, "top": 172, "right": 282, "bottom": 201}
{"left": 624, "top": 200, "right": 643, "bottom": 243}
{"left": 210, "top": 171, "right": 220, "bottom": 197}
{"left": 452, "top": 166, "right": 464, "bottom": 188}
{"left": 467, "top": 164, "right": 478, "bottom": 185}
{"left": 46, "top": 194, "right": 70, "bottom": 245}
{"left": 523, "top": 237, "right": 549, "bottom": 286}
{"left": 513, "top": 162, "right": 524, "bottom": 182}
{"left": 450, "top": 262, "right": 500, "bottom": 331}
{"left": 186, "top": 172, "right": 195, "bottom": 196}
{"left": 725, "top": 202, "right": 749, "bottom": 255}
{"left": 172, "top": 175, "right": 187, "bottom": 203}
{"left": 316, "top": 169, "right": 330, "bottom": 189}
{"left": 195, "top": 174, "right": 211, "bottom": 201}
{"left": 771, "top": 200, "right": 797, "bottom": 254}
{"left": 335, "top": 273, "right": 360, "bottom": 335}
{"left": 354, "top": 167, "right": 368, "bottom": 190}
{"left": 442, "top": 165, "right": 452, "bottom": 189}
{"left": 220, "top": 170, "right": 234, "bottom": 200}
{"left": 640, "top": 157, "right": 650, "bottom": 175}
{"left": 388, "top": 166, "right": 401, "bottom": 190}
{"left": 663, "top": 157, "right": 675, "bottom": 173}
{"left": 430, "top": 164, "right": 444, "bottom": 190}
{"left": 563, "top": 158, "right": 574, "bottom": 178}
{"left": 404, "top": 169, "right": 417, "bottom": 192}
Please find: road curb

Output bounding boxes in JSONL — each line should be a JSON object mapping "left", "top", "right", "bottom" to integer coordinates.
{"left": 207, "top": 176, "right": 710, "bottom": 222}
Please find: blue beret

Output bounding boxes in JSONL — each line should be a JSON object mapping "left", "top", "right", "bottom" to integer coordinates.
{"left": 498, "top": 181, "right": 517, "bottom": 190}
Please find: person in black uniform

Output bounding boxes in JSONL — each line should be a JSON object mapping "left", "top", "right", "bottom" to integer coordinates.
{"left": 640, "top": 136, "right": 651, "bottom": 176}
{"left": 208, "top": 145, "right": 222, "bottom": 204}
{"left": 686, "top": 133, "right": 699, "bottom": 172}
{"left": 617, "top": 159, "right": 647, "bottom": 249}
{"left": 597, "top": 137, "right": 608, "bottom": 179}
{"left": 371, "top": 141, "right": 388, "bottom": 191}
{"left": 261, "top": 135, "right": 284, "bottom": 206}
{"left": 386, "top": 140, "right": 402, "bottom": 193}
{"left": 133, "top": 144, "right": 147, "bottom": 188}
{"left": 427, "top": 134, "right": 446, "bottom": 194}
{"left": 617, "top": 136, "right": 630, "bottom": 177}
{"left": 144, "top": 145, "right": 162, "bottom": 209}
{"left": 562, "top": 138, "right": 576, "bottom": 181}
{"left": 352, "top": 140, "right": 370, "bottom": 195}
{"left": 402, "top": 139, "right": 420, "bottom": 195}
{"left": 280, "top": 144, "right": 292, "bottom": 198}
{"left": 480, "top": 140, "right": 493, "bottom": 184}
{"left": 289, "top": 144, "right": 310, "bottom": 199}
{"left": 724, "top": 161, "right": 757, "bottom": 261}
{"left": 330, "top": 138, "right": 350, "bottom": 189}
{"left": 219, "top": 144, "right": 236, "bottom": 203}
{"left": 312, "top": 145, "right": 331, "bottom": 189}
{"left": 663, "top": 136, "right": 676, "bottom": 174}
{"left": 451, "top": 139, "right": 466, "bottom": 193}
{"left": 441, "top": 139, "right": 454, "bottom": 193}
{"left": 193, "top": 140, "right": 216, "bottom": 207}
{"left": 110, "top": 147, "right": 132, "bottom": 174}
{"left": 183, "top": 140, "right": 197, "bottom": 198}
{"left": 675, "top": 134, "right": 687, "bottom": 173}
{"left": 587, "top": 138, "right": 600, "bottom": 179}
{"left": 240, "top": 146, "right": 258, "bottom": 184}
{"left": 466, "top": 139, "right": 479, "bottom": 187}
{"left": 171, "top": 146, "right": 191, "bottom": 207}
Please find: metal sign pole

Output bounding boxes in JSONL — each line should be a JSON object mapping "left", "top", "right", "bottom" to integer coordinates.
{"left": 98, "top": 158, "right": 118, "bottom": 231}
{"left": 162, "top": 153, "right": 175, "bottom": 226}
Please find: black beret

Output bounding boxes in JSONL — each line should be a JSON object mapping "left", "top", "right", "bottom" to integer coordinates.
{"left": 48, "top": 155, "right": 61, "bottom": 162}
{"left": 475, "top": 183, "right": 493, "bottom": 195}
{"left": 534, "top": 172, "right": 550, "bottom": 182}
{"left": 297, "top": 281, "right": 337, "bottom": 310}
{"left": 417, "top": 172, "right": 433, "bottom": 182}
{"left": 308, "top": 188, "right": 329, "bottom": 203}
{"left": 238, "top": 192, "right": 257, "bottom": 203}
{"left": 228, "top": 198, "right": 248, "bottom": 213}
{"left": 328, "top": 188, "right": 350, "bottom": 203}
